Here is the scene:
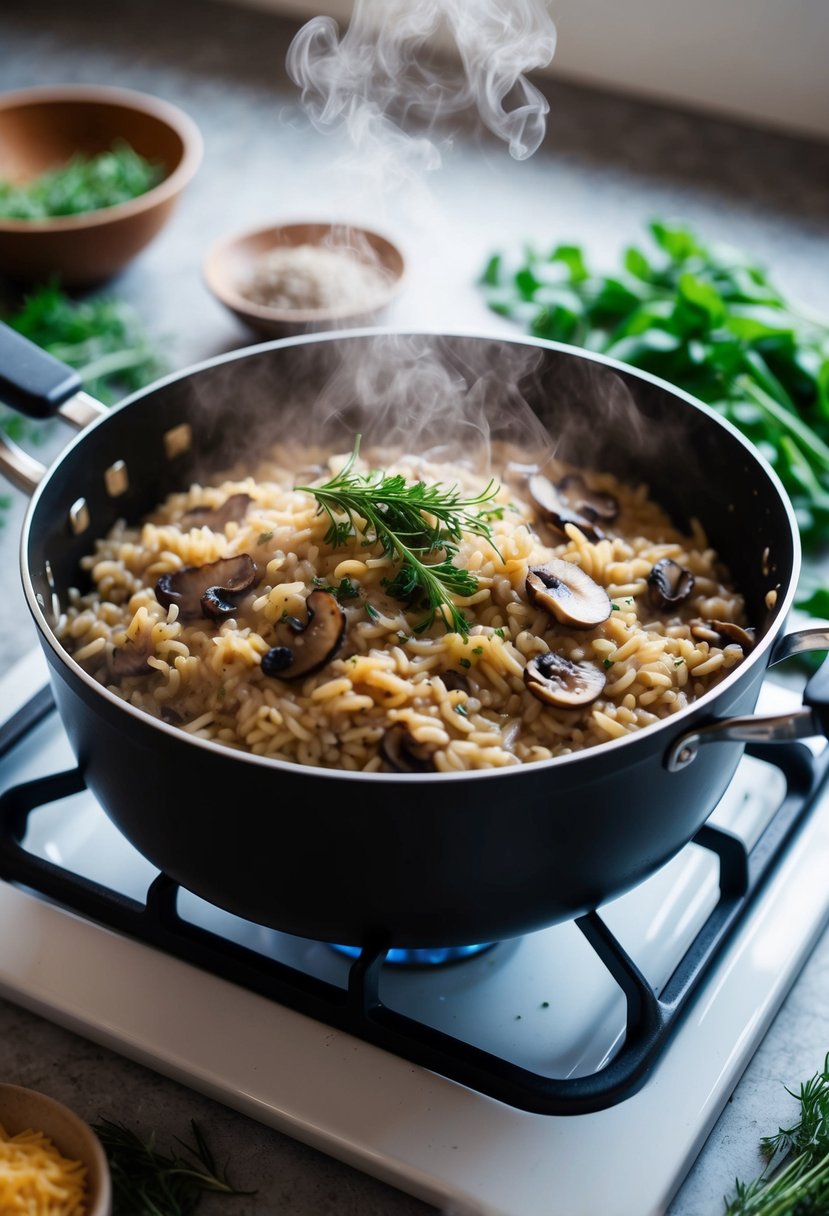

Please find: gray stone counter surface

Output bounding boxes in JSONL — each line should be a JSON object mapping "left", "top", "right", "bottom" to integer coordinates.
{"left": 0, "top": 2, "right": 828, "bottom": 1213}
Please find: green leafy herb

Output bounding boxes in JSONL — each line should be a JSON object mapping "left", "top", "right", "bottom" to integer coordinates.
{"left": 92, "top": 1118, "right": 252, "bottom": 1216}
{"left": 313, "top": 574, "right": 360, "bottom": 602}
{"left": 725, "top": 1054, "right": 829, "bottom": 1215}
{"left": 603, "top": 658, "right": 615, "bottom": 669}
{"left": 0, "top": 141, "right": 162, "bottom": 220}
{"left": 257, "top": 530, "right": 274, "bottom": 545}
{"left": 4, "top": 282, "right": 163, "bottom": 406}
{"left": 480, "top": 220, "right": 829, "bottom": 610}
{"left": 454, "top": 702, "right": 469, "bottom": 716}
{"left": 459, "top": 657, "right": 472, "bottom": 669}
{"left": 472, "top": 645, "right": 484, "bottom": 655}
{"left": 296, "top": 436, "right": 502, "bottom": 638}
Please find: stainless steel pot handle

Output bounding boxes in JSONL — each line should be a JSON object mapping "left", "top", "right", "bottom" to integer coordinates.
{"left": 665, "top": 624, "right": 829, "bottom": 771}
{"left": 0, "top": 321, "right": 108, "bottom": 494}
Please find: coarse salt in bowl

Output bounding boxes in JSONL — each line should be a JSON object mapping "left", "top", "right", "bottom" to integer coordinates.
{"left": 203, "top": 220, "right": 406, "bottom": 338}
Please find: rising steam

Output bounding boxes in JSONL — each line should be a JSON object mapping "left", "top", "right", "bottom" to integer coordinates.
{"left": 286, "top": 0, "right": 557, "bottom": 166}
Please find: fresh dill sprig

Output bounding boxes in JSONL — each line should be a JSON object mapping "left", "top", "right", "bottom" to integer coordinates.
{"left": 724, "top": 1054, "right": 829, "bottom": 1215}
{"left": 92, "top": 1118, "right": 253, "bottom": 1216}
{"left": 296, "top": 436, "right": 502, "bottom": 638}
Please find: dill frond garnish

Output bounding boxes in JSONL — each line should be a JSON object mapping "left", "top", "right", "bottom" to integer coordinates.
{"left": 725, "top": 1054, "right": 829, "bottom": 1215}
{"left": 296, "top": 436, "right": 502, "bottom": 638}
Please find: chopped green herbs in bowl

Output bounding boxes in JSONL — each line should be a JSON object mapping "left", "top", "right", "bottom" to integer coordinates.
{"left": 0, "top": 141, "right": 163, "bottom": 221}
{"left": 0, "top": 84, "right": 202, "bottom": 284}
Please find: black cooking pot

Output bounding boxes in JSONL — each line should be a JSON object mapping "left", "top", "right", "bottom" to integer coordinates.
{"left": 2, "top": 326, "right": 828, "bottom": 949}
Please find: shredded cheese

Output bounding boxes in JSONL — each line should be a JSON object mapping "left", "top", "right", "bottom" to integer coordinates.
{"left": 0, "top": 1122, "right": 88, "bottom": 1215}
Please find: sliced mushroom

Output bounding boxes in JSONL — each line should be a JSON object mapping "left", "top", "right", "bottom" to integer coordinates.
{"left": 528, "top": 473, "right": 605, "bottom": 542}
{"left": 442, "top": 670, "right": 472, "bottom": 694}
{"left": 110, "top": 637, "right": 153, "bottom": 677}
{"left": 155, "top": 554, "right": 258, "bottom": 620}
{"left": 691, "top": 619, "right": 756, "bottom": 650}
{"left": 647, "top": 558, "right": 695, "bottom": 610}
{"left": 260, "top": 589, "right": 345, "bottom": 681}
{"left": 523, "top": 651, "right": 606, "bottom": 708}
{"left": 526, "top": 559, "right": 611, "bottom": 629}
{"left": 556, "top": 474, "right": 619, "bottom": 524}
{"left": 380, "top": 724, "right": 435, "bottom": 772}
{"left": 180, "top": 493, "right": 252, "bottom": 532}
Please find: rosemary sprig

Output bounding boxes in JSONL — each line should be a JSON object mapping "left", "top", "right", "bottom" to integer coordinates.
{"left": 92, "top": 1118, "right": 253, "bottom": 1216}
{"left": 296, "top": 437, "right": 502, "bottom": 638}
{"left": 724, "top": 1054, "right": 829, "bottom": 1215}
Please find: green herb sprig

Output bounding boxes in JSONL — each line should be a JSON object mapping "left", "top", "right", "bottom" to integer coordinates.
{"left": 725, "top": 1054, "right": 829, "bottom": 1215}
{"left": 296, "top": 437, "right": 502, "bottom": 637}
{"left": 92, "top": 1118, "right": 252, "bottom": 1216}
{"left": 0, "top": 141, "right": 162, "bottom": 220}
{"left": 480, "top": 220, "right": 829, "bottom": 577}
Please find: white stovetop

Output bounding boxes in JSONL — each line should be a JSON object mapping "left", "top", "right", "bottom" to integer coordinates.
{"left": 1, "top": 649, "right": 829, "bottom": 1216}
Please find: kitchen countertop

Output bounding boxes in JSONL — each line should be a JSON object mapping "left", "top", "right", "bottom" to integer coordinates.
{"left": 1, "top": 2, "right": 828, "bottom": 1213}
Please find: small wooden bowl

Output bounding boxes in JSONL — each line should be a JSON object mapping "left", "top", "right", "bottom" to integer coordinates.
{"left": 203, "top": 221, "right": 406, "bottom": 338}
{"left": 0, "top": 84, "right": 202, "bottom": 286}
{"left": 0, "top": 1082, "right": 111, "bottom": 1215}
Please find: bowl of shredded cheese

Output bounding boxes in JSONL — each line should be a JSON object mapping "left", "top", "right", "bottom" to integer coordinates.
{"left": 0, "top": 1084, "right": 111, "bottom": 1216}
{"left": 203, "top": 220, "right": 405, "bottom": 337}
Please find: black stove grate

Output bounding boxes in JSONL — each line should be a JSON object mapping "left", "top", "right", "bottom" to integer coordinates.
{"left": 0, "top": 690, "right": 826, "bottom": 1117}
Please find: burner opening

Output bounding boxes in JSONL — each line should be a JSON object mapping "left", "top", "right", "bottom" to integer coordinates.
{"left": 330, "top": 942, "right": 495, "bottom": 967}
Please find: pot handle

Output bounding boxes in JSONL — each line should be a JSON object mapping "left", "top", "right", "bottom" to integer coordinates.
{"left": 0, "top": 321, "right": 108, "bottom": 495}
{"left": 665, "top": 623, "right": 829, "bottom": 772}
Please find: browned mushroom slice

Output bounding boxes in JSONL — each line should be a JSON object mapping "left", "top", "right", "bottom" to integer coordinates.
{"left": 526, "top": 559, "right": 611, "bottom": 629}
{"left": 557, "top": 474, "right": 619, "bottom": 524}
{"left": 691, "top": 619, "right": 756, "bottom": 650}
{"left": 528, "top": 474, "right": 605, "bottom": 542}
{"left": 380, "top": 724, "right": 435, "bottom": 772}
{"left": 155, "top": 554, "right": 257, "bottom": 620}
{"left": 647, "top": 558, "right": 695, "bottom": 610}
{"left": 110, "top": 638, "right": 152, "bottom": 677}
{"left": 523, "top": 651, "right": 606, "bottom": 708}
{"left": 260, "top": 590, "right": 345, "bottom": 681}
{"left": 442, "top": 670, "right": 472, "bottom": 694}
{"left": 180, "top": 493, "right": 252, "bottom": 532}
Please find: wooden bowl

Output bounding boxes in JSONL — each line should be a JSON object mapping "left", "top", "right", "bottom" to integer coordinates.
{"left": 0, "top": 1082, "right": 111, "bottom": 1215}
{"left": 0, "top": 84, "right": 202, "bottom": 286}
{"left": 203, "top": 221, "right": 406, "bottom": 338}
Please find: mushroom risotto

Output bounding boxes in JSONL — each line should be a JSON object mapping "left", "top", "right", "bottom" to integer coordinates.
{"left": 60, "top": 443, "right": 752, "bottom": 772}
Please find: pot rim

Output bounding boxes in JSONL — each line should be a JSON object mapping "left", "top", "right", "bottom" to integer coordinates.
{"left": 19, "top": 327, "right": 802, "bottom": 783}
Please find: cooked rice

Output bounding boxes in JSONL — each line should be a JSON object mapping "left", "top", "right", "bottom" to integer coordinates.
{"left": 60, "top": 444, "right": 749, "bottom": 772}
